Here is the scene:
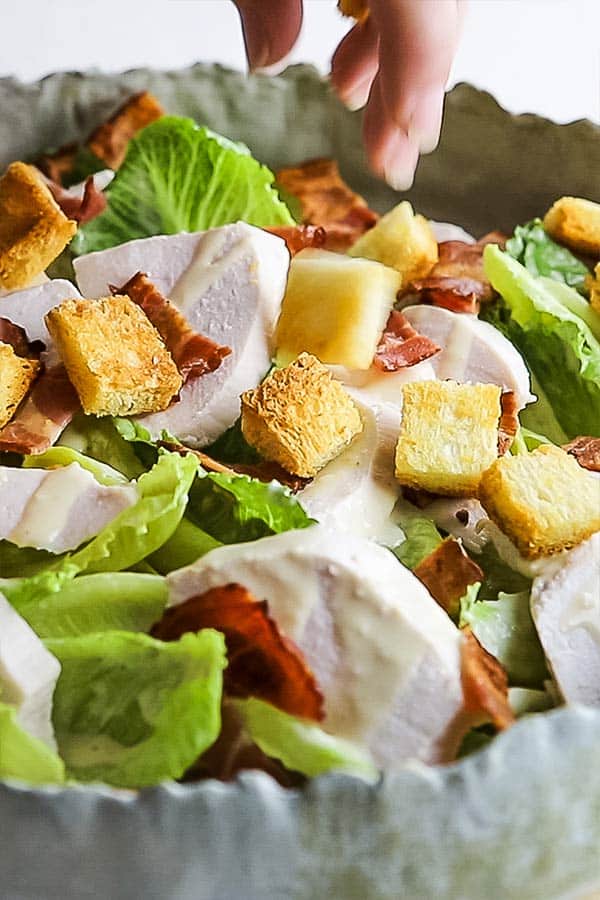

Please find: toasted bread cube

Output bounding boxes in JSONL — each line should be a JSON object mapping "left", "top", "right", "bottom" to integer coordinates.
{"left": 275, "top": 248, "right": 400, "bottom": 370}
{"left": 543, "top": 197, "right": 600, "bottom": 257}
{"left": 348, "top": 201, "right": 438, "bottom": 289}
{"left": 0, "top": 343, "right": 41, "bottom": 428}
{"left": 0, "top": 162, "right": 77, "bottom": 291}
{"left": 479, "top": 445, "right": 600, "bottom": 559}
{"left": 241, "top": 353, "right": 363, "bottom": 477}
{"left": 395, "top": 380, "right": 502, "bottom": 496}
{"left": 45, "top": 295, "right": 182, "bottom": 417}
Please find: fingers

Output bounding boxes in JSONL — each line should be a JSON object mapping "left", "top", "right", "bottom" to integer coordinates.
{"left": 233, "top": 0, "right": 303, "bottom": 72}
{"left": 363, "top": 73, "right": 419, "bottom": 190}
{"left": 330, "top": 17, "right": 380, "bottom": 111}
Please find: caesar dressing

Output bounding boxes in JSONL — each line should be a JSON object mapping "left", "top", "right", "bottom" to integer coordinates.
{"left": 8, "top": 464, "right": 91, "bottom": 549}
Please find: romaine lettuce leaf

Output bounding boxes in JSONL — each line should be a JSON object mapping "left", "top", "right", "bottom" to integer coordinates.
{"left": 0, "top": 541, "right": 59, "bottom": 579}
{"left": 47, "top": 629, "right": 226, "bottom": 787}
{"left": 392, "top": 517, "right": 443, "bottom": 570}
{"left": 0, "top": 702, "right": 65, "bottom": 785}
{"left": 505, "top": 218, "right": 590, "bottom": 294}
{"left": 187, "top": 470, "right": 314, "bottom": 544}
{"left": 469, "top": 540, "right": 531, "bottom": 603}
{"left": 483, "top": 245, "right": 600, "bottom": 438}
{"left": 23, "top": 446, "right": 129, "bottom": 486}
{"left": 73, "top": 116, "right": 294, "bottom": 254}
{"left": 59, "top": 415, "right": 146, "bottom": 480}
{"left": 148, "top": 518, "right": 222, "bottom": 574}
{"left": 17, "top": 572, "right": 167, "bottom": 639}
{"left": 460, "top": 589, "right": 549, "bottom": 688}
{"left": 235, "top": 698, "right": 378, "bottom": 782}
{"left": 202, "top": 418, "right": 261, "bottom": 466}
{"left": 539, "top": 277, "right": 600, "bottom": 342}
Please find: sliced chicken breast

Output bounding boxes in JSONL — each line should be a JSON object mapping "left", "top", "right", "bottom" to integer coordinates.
{"left": 0, "top": 279, "right": 82, "bottom": 366}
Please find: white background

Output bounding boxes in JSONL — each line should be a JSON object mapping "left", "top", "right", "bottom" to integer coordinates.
{"left": 1, "top": 0, "right": 599, "bottom": 123}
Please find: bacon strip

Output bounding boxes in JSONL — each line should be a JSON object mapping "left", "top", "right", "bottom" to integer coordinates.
{"left": 152, "top": 583, "right": 324, "bottom": 721}
{"left": 87, "top": 91, "right": 165, "bottom": 170}
{"left": 35, "top": 143, "right": 78, "bottom": 186}
{"left": 498, "top": 391, "right": 519, "bottom": 455}
{"left": 563, "top": 436, "right": 600, "bottom": 472}
{"left": 115, "top": 273, "right": 231, "bottom": 382}
{"left": 46, "top": 175, "right": 107, "bottom": 225}
{"left": 276, "top": 158, "right": 378, "bottom": 250}
{"left": 264, "top": 225, "right": 326, "bottom": 256}
{"left": 0, "top": 317, "right": 44, "bottom": 358}
{"left": 414, "top": 539, "right": 483, "bottom": 618}
{"left": 373, "top": 310, "right": 441, "bottom": 371}
{"left": 157, "top": 440, "right": 311, "bottom": 493}
{"left": 461, "top": 628, "right": 515, "bottom": 731}
{"left": 0, "top": 364, "right": 80, "bottom": 454}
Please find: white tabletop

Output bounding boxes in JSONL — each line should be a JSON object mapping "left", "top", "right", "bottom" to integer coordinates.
{"left": 2, "top": 0, "right": 599, "bottom": 124}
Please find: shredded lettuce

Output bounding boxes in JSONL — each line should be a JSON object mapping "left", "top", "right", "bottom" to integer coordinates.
{"left": 187, "top": 470, "right": 314, "bottom": 544}
{"left": 235, "top": 698, "right": 379, "bottom": 782}
{"left": 483, "top": 245, "right": 600, "bottom": 439}
{"left": 47, "top": 629, "right": 226, "bottom": 788}
{"left": 73, "top": 116, "right": 294, "bottom": 254}
{"left": 505, "top": 218, "right": 590, "bottom": 294}
{"left": 460, "top": 589, "right": 548, "bottom": 688}
{"left": 392, "top": 517, "right": 443, "bottom": 570}
{"left": 16, "top": 573, "right": 167, "bottom": 639}
{"left": 0, "top": 703, "right": 65, "bottom": 785}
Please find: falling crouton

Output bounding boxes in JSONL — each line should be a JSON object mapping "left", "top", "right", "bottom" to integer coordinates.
{"left": 0, "top": 342, "right": 41, "bottom": 429}
{"left": 394, "top": 380, "right": 502, "bottom": 496}
{"left": 241, "top": 353, "right": 363, "bottom": 477}
{"left": 0, "top": 162, "right": 77, "bottom": 291}
{"left": 543, "top": 197, "right": 600, "bottom": 257}
{"left": 45, "top": 295, "right": 182, "bottom": 417}
{"left": 478, "top": 444, "right": 600, "bottom": 559}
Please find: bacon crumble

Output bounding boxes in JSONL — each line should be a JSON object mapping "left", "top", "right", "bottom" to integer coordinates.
{"left": 264, "top": 225, "right": 326, "bottom": 255}
{"left": 413, "top": 539, "right": 484, "bottom": 618}
{"left": 46, "top": 175, "right": 108, "bottom": 225}
{"left": 373, "top": 310, "right": 441, "bottom": 371}
{"left": 461, "top": 627, "right": 515, "bottom": 731}
{"left": 0, "top": 317, "right": 45, "bottom": 358}
{"left": 498, "top": 391, "right": 519, "bottom": 455}
{"left": 0, "top": 364, "right": 80, "bottom": 454}
{"left": 563, "top": 436, "right": 600, "bottom": 472}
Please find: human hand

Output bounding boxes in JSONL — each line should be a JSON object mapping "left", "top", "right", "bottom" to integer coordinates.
{"left": 232, "top": 0, "right": 466, "bottom": 190}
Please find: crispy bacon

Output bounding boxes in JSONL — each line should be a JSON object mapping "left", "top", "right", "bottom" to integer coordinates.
{"left": 373, "top": 310, "right": 441, "bottom": 371}
{"left": 152, "top": 583, "right": 324, "bottom": 721}
{"left": 414, "top": 539, "right": 484, "bottom": 618}
{"left": 276, "top": 158, "right": 378, "bottom": 250}
{"left": 35, "top": 142, "right": 78, "bottom": 186}
{"left": 498, "top": 391, "right": 519, "bottom": 455}
{"left": 264, "top": 225, "right": 326, "bottom": 255}
{"left": 46, "top": 175, "right": 107, "bottom": 225}
{"left": 157, "top": 440, "right": 311, "bottom": 493}
{"left": 563, "top": 436, "right": 600, "bottom": 472}
{"left": 461, "top": 628, "right": 515, "bottom": 731}
{"left": 0, "top": 317, "right": 44, "bottom": 358}
{"left": 0, "top": 364, "right": 80, "bottom": 454}
{"left": 87, "top": 91, "right": 165, "bottom": 170}
{"left": 115, "top": 273, "right": 231, "bottom": 382}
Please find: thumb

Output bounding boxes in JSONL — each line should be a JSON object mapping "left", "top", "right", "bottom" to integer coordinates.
{"left": 233, "top": 0, "right": 303, "bottom": 72}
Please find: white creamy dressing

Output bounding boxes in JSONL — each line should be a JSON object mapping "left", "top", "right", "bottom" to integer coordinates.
{"left": 166, "top": 527, "right": 468, "bottom": 766}
{"left": 9, "top": 464, "right": 95, "bottom": 548}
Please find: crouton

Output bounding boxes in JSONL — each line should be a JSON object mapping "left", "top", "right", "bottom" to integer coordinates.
{"left": 275, "top": 249, "right": 400, "bottom": 370}
{"left": 589, "top": 262, "right": 600, "bottom": 314}
{"left": 394, "top": 380, "right": 502, "bottom": 496}
{"left": 0, "top": 162, "right": 77, "bottom": 291}
{"left": 87, "top": 91, "right": 165, "bottom": 170}
{"left": 479, "top": 445, "right": 600, "bottom": 558}
{"left": 45, "top": 295, "right": 182, "bottom": 417}
{"left": 0, "top": 342, "right": 41, "bottom": 428}
{"left": 543, "top": 197, "right": 600, "bottom": 257}
{"left": 241, "top": 353, "right": 363, "bottom": 477}
{"left": 348, "top": 201, "right": 438, "bottom": 289}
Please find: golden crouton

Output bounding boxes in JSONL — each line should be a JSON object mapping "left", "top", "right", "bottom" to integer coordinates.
{"left": 0, "top": 162, "right": 77, "bottom": 291}
{"left": 589, "top": 262, "right": 600, "bottom": 314}
{"left": 348, "top": 201, "right": 438, "bottom": 289}
{"left": 543, "top": 197, "right": 600, "bottom": 257}
{"left": 241, "top": 353, "right": 363, "bottom": 477}
{"left": 479, "top": 445, "right": 600, "bottom": 559}
{"left": 0, "top": 342, "right": 41, "bottom": 429}
{"left": 45, "top": 295, "right": 182, "bottom": 417}
{"left": 395, "top": 380, "right": 502, "bottom": 496}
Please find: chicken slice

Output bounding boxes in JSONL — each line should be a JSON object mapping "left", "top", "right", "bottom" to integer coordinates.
{"left": 0, "top": 279, "right": 82, "bottom": 366}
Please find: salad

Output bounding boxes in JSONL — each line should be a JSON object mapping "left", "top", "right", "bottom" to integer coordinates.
{"left": 0, "top": 91, "right": 598, "bottom": 791}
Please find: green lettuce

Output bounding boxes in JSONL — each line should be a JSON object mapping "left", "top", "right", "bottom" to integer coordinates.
{"left": 23, "top": 446, "right": 129, "bottom": 486}
{"left": 505, "top": 218, "right": 590, "bottom": 294}
{"left": 202, "top": 418, "right": 261, "bottom": 466}
{"left": 392, "top": 516, "right": 443, "bottom": 570}
{"left": 187, "top": 470, "right": 314, "bottom": 544}
{"left": 0, "top": 541, "right": 59, "bottom": 579}
{"left": 483, "top": 245, "right": 600, "bottom": 439}
{"left": 2, "top": 452, "right": 197, "bottom": 607}
{"left": 460, "top": 589, "right": 548, "bottom": 688}
{"left": 148, "top": 518, "right": 221, "bottom": 574}
{"left": 17, "top": 572, "right": 167, "bottom": 639}
{"left": 236, "top": 698, "right": 378, "bottom": 782}
{"left": 508, "top": 687, "right": 554, "bottom": 717}
{"left": 539, "top": 277, "right": 600, "bottom": 342}
{"left": 73, "top": 116, "right": 294, "bottom": 255}
{"left": 47, "top": 629, "right": 226, "bottom": 787}
{"left": 59, "top": 415, "right": 147, "bottom": 480}
{"left": 0, "top": 703, "right": 65, "bottom": 785}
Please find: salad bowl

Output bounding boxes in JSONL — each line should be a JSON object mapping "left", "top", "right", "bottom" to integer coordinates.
{"left": 0, "top": 63, "right": 599, "bottom": 899}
